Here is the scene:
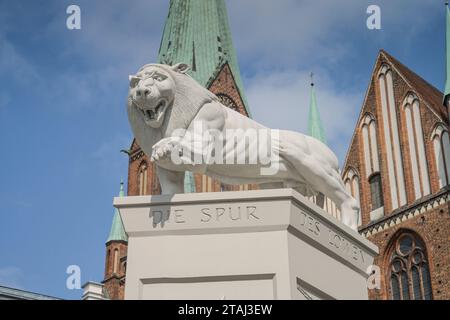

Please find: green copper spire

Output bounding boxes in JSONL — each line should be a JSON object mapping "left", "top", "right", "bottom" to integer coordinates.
{"left": 308, "top": 75, "right": 327, "bottom": 144}
{"left": 106, "top": 180, "right": 128, "bottom": 243}
{"left": 184, "top": 171, "right": 196, "bottom": 193}
{"left": 445, "top": 2, "right": 450, "bottom": 102}
{"left": 158, "top": 0, "right": 249, "bottom": 115}
{"left": 158, "top": 0, "right": 250, "bottom": 193}
{"left": 118, "top": 179, "right": 125, "bottom": 197}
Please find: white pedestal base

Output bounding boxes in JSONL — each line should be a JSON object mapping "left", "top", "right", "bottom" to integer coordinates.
{"left": 115, "top": 189, "right": 378, "bottom": 300}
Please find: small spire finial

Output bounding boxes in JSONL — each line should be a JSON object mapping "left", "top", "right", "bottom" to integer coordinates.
{"left": 119, "top": 179, "right": 125, "bottom": 197}
{"left": 310, "top": 72, "right": 314, "bottom": 87}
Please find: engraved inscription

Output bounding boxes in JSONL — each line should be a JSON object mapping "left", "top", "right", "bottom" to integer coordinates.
{"left": 174, "top": 209, "right": 185, "bottom": 223}
{"left": 150, "top": 205, "right": 261, "bottom": 225}
{"left": 201, "top": 206, "right": 259, "bottom": 223}
{"left": 294, "top": 208, "right": 367, "bottom": 266}
{"left": 328, "top": 229, "right": 365, "bottom": 263}
{"left": 149, "top": 208, "right": 186, "bottom": 226}
{"left": 298, "top": 211, "right": 321, "bottom": 236}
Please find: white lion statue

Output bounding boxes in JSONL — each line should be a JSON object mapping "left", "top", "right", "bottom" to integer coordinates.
{"left": 127, "top": 63, "right": 360, "bottom": 230}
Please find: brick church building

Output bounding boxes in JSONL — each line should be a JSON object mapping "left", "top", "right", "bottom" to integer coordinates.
{"left": 341, "top": 50, "right": 449, "bottom": 300}
{"left": 102, "top": 0, "right": 449, "bottom": 300}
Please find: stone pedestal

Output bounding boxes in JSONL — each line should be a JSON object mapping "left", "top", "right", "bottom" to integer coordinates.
{"left": 115, "top": 189, "right": 378, "bottom": 300}
{"left": 81, "top": 282, "right": 108, "bottom": 300}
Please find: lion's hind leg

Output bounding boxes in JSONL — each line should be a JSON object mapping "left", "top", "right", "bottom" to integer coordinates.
{"left": 281, "top": 146, "right": 359, "bottom": 230}
{"left": 156, "top": 166, "right": 185, "bottom": 195}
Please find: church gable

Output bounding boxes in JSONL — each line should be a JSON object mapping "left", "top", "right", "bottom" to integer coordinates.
{"left": 381, "top": 50, "right": 447, "bottom": 122}
{"left": 343, "top": 50, "right": 448, "bottom": 227}
{"left": 207, "top": 62, "right": 250, "bottom": 117}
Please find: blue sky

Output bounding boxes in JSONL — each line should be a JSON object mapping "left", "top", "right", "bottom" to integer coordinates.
{"left": 0, "top": 0, "right": 446, "bottom": 299}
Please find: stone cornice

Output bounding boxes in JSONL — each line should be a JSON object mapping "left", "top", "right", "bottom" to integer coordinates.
{"left": 360, "top": 187, "right": 449, "bottom": 237}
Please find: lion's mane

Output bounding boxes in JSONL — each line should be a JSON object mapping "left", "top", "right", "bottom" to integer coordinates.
{"left": 127, "top": 63, "right": 220, "bottom": 157}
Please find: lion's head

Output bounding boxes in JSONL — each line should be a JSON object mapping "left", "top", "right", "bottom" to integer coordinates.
{"left": 127, "top": 63, "right": 219, "bottom": 155}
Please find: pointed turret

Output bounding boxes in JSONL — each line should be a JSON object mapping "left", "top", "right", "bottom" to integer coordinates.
{"left": 103, "top": 180, "right": 128, "bottom": 300}
{"left": 308, "top": 74, "right": 327, "bottom": 144}
{"left": 306, "top": 74, "right": 328, "bottom": 210}
{"left": 106, "top": 180, "right": 127, "bottom": 243}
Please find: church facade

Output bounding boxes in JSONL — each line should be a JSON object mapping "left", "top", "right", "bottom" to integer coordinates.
{"left": 342, "top": 50, "right": 449, "bottom": 300}
{"left": 102, "top": 0, "right": 450, "bottom": 300}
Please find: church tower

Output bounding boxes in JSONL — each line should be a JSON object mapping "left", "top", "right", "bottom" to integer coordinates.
{"left": 103, "top": 181, "right": 128, "bottom": 300}
{"left": 126, "top": 0, "right": 252, "bottom": 197}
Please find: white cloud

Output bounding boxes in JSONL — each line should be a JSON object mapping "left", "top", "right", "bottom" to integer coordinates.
{"left": 45, "top": 0, "right": 168, "bottom": 71}
{"left": 227, "top": 0, "right": 440, "bottom": 70}
{"left": 227, "top": 0, "right": 358, "bottom": 69}
{"left": 229, "top": 0, "right": 440, "bottom": 164}
{"left": 246, "top": 68, "right": 361, "bottom": 163}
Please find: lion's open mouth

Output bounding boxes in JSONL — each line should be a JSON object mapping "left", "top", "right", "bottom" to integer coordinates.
{"left": 138, "top": 100, "right": 168, "bottom": 127}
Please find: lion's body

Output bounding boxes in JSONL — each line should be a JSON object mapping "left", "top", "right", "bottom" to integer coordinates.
{"left": 127, "top": 63, "right": 360, "bottom": 230}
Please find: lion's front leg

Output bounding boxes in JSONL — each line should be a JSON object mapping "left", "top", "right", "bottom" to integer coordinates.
{"left": 340, "top": 197, "right": 360, "bottom": 231}
{"left": 156, "top": 166, "right": 185, "bottom": 195}
{"left": 150, "top": 137, "right": 182, "bottom": 163}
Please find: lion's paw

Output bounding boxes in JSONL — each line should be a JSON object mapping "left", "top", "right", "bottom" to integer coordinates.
{"left": 150, "top": 137, "right": 181, "bottom": 162}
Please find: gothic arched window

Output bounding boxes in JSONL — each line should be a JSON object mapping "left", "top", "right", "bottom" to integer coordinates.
{"left": 402, "top": 93, "right": 430, "bottom": 199}
{"left": 431, "top": 124, "right": 450, "bottom": 189}
{"left": 343, "top": 168, "right": 361, "bottom": 226}
{"left": 138, "top": 162, "right": 148, "bottom": 195}
{"left": 369, "top": 173, "right": 383, "bottom": 211}
{"left": 113, "top": 248, "right": 119, "bottom": 274}
{"left": 378, "top": 65, "right": 407, "bottom": 209}
{"left": 388, "top": 232, "right": 432, "bottom": 300}
{"left": 360, "top": 114, "right": 380, "bottom": 178}
{"left": 217, "top": 93, "right": 239, "bottom": 112}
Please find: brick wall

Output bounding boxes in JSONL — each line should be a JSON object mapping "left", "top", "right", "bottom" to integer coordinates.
{"left": 207, "top": 63, "right": 249, "bottom": 117}
{"left": 103, "top": 241, "right": 127, "bottom": 300}
{"left": 367, "top": 202, "right": 450, "bottom": 300}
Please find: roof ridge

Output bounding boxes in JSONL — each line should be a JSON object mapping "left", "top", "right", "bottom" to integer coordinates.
{"left": 380, "top": 50, "right": 447, "bottom": 120}
{"left": 342, "top": 50, "right": 382, "bottom": 171}
{"left": 0, "top": 285, "right": 62, "bottom": 300}
{"left": 341, "top": 49, "right": 448, "bottom": 172}
{"left": 380, "top": 49, "right": 443, "bottom": 96}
